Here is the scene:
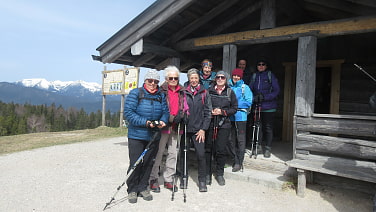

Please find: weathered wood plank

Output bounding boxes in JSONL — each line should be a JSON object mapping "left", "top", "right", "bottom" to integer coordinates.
{"left": 169, "top": 0, "right": 240, "bottom": 43}
{"left": 260, "top": 0, "right": 276, "bottom": 29}
{"left": 222, "top": 44, "right": 237, "bottom": 75}
{"left": 100, "top": 0, "right": 195, "bottom": 63}
{"left": 295, "top": 36, "right": 317, "bottom": 117}
{"left": 211, "top": 2, "right": 262, "bottom": 35}
{"left": 288, "top": 155, "right": 376, "bottom": 183}
{"left": 175, "top": 16, "right": 376, "bottom": 51}
{"left": 312, "top": 113, "right": 376, "bottom": 120}
{"left": 296, "top": 133, "right": 376, "bottom": 160}
{"left": 296, "top": 116, "right": 376, "bottom": 137}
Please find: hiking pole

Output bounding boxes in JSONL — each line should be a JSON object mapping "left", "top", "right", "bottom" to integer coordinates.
{"left": 103, "top": 130, "right": 161, "bottom": 210}
{"left": 208, "top": 115, "right": 219, "bottom": 184}
{"left": 182, "top": 124, "right": 188, "bottom": 203}
{"left": 250, "top": 106, "right": 257, "bottom": 158}
{"left": 171, "top": 123, "right": 180, "bottom": 201}
{"left": 255, "top": 105, "right": 261, "bottom": 159}
{"left": 354, "top": 64, "right": 376, "bottom": 83}
{"left": 250, "top": 104, "right": 261, "bottom": 159}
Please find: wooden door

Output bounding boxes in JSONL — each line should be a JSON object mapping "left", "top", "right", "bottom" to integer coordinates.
{"left": 282, "top": 59, "right": 343, "bottom": 142}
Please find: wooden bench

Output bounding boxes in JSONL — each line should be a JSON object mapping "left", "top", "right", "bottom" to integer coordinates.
{"left": 286, "top": 114, "right": 376, "bottom": 210}
{"left": 287, "top": 155, "right": 376, "bottom": 197}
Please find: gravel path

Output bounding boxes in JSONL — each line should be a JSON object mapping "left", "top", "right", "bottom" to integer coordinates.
{"left": 0, "top": 137, "right": 373, "bottom": 212}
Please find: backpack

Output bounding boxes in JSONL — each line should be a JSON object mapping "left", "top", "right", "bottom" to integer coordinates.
{"left": 240, "top": 84, "right": 252, "bottom": 115}
{"left": 137, "top": 87, "right": 162, "bottom": 103}
{"left": 250, "top": 70, "right": 273, "bottom": 93}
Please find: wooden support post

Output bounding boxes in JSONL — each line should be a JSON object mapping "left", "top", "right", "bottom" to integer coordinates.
{"left": 101, "top": 65, "right": 107, "bottom": 126}
{"left": 120, "top": 94, "right": 125, "bottom": 127}
{"left": 102, "top": 95, "right": 106, "bottom": 126}
{"left": 170, "top": 57, "right": 181, "bottom": 68}
{"left": 297, "top": 168, "right": 306, "bottom": 197}
{"left": 222, "top": 44, "right": 237, "bottom": 76}
{"left": 260, "top": 0, "right": 276, "bottom": 29}
{"left": 295, "top": 35, "right": 317, "bottom": 117}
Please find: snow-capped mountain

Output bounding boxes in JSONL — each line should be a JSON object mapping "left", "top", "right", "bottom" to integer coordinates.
{"left": 0, "top": 79, "right": 120, "bottom": 113}
{"left": 17, "top": 78, "right": 101, "bottom": 93}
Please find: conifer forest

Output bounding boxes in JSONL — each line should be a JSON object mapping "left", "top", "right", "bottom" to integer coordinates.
{"left": 0, "top": 101, "right": 120, "bottom": 136}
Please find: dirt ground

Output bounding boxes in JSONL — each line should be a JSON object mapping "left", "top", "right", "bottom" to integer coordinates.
{"left": 0, "top": 137, "right": 373, "bottom": 212}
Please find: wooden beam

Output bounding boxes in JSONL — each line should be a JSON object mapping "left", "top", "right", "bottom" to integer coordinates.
{"left": 155, "top": 57, "right": 181, "bottom": 70}
{"left": 211, "top": 1, "right": 262, "bottom": 35}
{"left": 175, "top": 16, "right": 376, "bottom": 51}
{"left": 305, "top": 0, "right": 376, "bottom": 16}
{"left": 99, "top": 0, "right": 195, "bottom": 64}
{"left": 97, "top": 0, "right": 176, "bottom": 55}
{"left": 169, "top": 0, "right": 240, "bottom": 43}
{"left": 345, "top": 0, "right": 376, "bottom": 8}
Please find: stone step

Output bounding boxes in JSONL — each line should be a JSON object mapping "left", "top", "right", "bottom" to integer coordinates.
{"left": 224, "top": 166, "right": 291, "bottom": 190}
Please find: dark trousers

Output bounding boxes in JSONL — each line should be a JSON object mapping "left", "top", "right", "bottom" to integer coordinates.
{"left": 259, "top": 111, "right": 275, "bottom": 149}
{"left": 179, "top": 132, "right": 206, "bottom": 183}
{"left": 206, "top": 127, "right": 231, "bottom": 177}
{"left": 126, "top": 138, "right": 159, "bottom": 194}
{"left": 228, "top": 121, "right": 247, "bottom": 166}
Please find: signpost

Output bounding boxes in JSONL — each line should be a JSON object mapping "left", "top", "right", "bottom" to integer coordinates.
{"left": 101, "top": 66, "right": 139, "bottom": 127}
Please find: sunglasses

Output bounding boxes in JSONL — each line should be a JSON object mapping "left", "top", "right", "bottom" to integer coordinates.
{"left": 147, "top": 79, "right": 160, "bottom": 84}
{"left": 168, "top": 77, "right": 179, "bottom": 81}
{"left": 257, "top": 63, "right": 266, "bottom": 66}
{"left": 216, "top": 75, "right": 226, "bottom": 80}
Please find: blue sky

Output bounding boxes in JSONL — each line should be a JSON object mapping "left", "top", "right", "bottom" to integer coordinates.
{"left": 0, "top": 0, "right": 158, "bottom": 84}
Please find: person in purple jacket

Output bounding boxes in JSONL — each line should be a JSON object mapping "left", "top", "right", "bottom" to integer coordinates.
{"left": 249, "top": 59, "right": 280, "bottom": 158}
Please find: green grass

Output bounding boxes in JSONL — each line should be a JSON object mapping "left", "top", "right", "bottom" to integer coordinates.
{"left": 0, "top": 126, "right": 128, "bottom": 155}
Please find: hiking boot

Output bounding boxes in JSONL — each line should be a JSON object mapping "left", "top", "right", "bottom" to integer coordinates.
{"left": 199, "top": 181, "right": 207, "bottom": 192}
{"left": 150, "top": 179, "right": 160, "bottom": 193}
{"left": 232, "top": 164, "right": 241, "bottom": 172}
{"left": 216, "top": 175, "right": 225, "bottom": 186}
{"left": 128, "top": 192, "right": 137, "bottom": 204}
{"left": 264, "top": 149, "right": 271, "bottom": 158}
{"left": 139, "top": 190, "right": 153, "bottom": 201}
{"left": 206, "top": 174, "right": 212, "bottom": 185}
{"left": 164, "top": 182, "right": 178, "bottom": 192}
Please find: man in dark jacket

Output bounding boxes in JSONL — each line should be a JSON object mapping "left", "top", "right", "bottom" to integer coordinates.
{"left": 249, "top": 60, "right": 280, "bottom": 158}
{"left": 124, "top": 69, "right": 169, "bottom": 203}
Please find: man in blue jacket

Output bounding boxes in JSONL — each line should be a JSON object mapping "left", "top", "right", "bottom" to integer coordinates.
{"left": 124, "top": 69, "right": 169, "bottom": 203}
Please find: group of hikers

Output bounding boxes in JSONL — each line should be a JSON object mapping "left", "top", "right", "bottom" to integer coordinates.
{"left": 123, "top": 58, "right": 280, "bottom": 204}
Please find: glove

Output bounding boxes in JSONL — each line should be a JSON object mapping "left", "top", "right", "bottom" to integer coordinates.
{"left": 181, "top": 113, "right": 189, "bottom": 125}
{"left": 173, "top": 113, "right": 182, "bottom": 124}
{"left": 254, "top": 93, "right": 264, "bottom": 103}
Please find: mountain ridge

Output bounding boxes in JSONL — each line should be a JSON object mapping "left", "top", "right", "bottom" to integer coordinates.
{"left": 0, "top": 79, "right": 121, "bottom": 113}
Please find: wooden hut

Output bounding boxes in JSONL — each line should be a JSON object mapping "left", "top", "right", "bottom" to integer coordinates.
{"left": 93, "top": 0, "right": 376, "bottom": 202}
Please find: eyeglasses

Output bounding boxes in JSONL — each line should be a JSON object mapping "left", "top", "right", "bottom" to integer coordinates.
{"left": 147, "top": 79, "right": 159, "bottom": 84}
{"left": 216, "top": 75, "right": 226, "bottom": 80}
{"left": 257, "top": 63, "right": 266, "bottom": 66}
{"left": 168, "top": 77, "right": 179, "bottom": 81}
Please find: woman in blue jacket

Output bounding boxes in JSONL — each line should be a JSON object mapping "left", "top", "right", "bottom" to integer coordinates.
{"left": 229, "top": 68, "right": 253, "bottom": 172}
{"left": 249, "top": 59, "right": 280, "bottom": 158}
{"left": 124, "top": 69, "right": 169, "bottom": 203}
